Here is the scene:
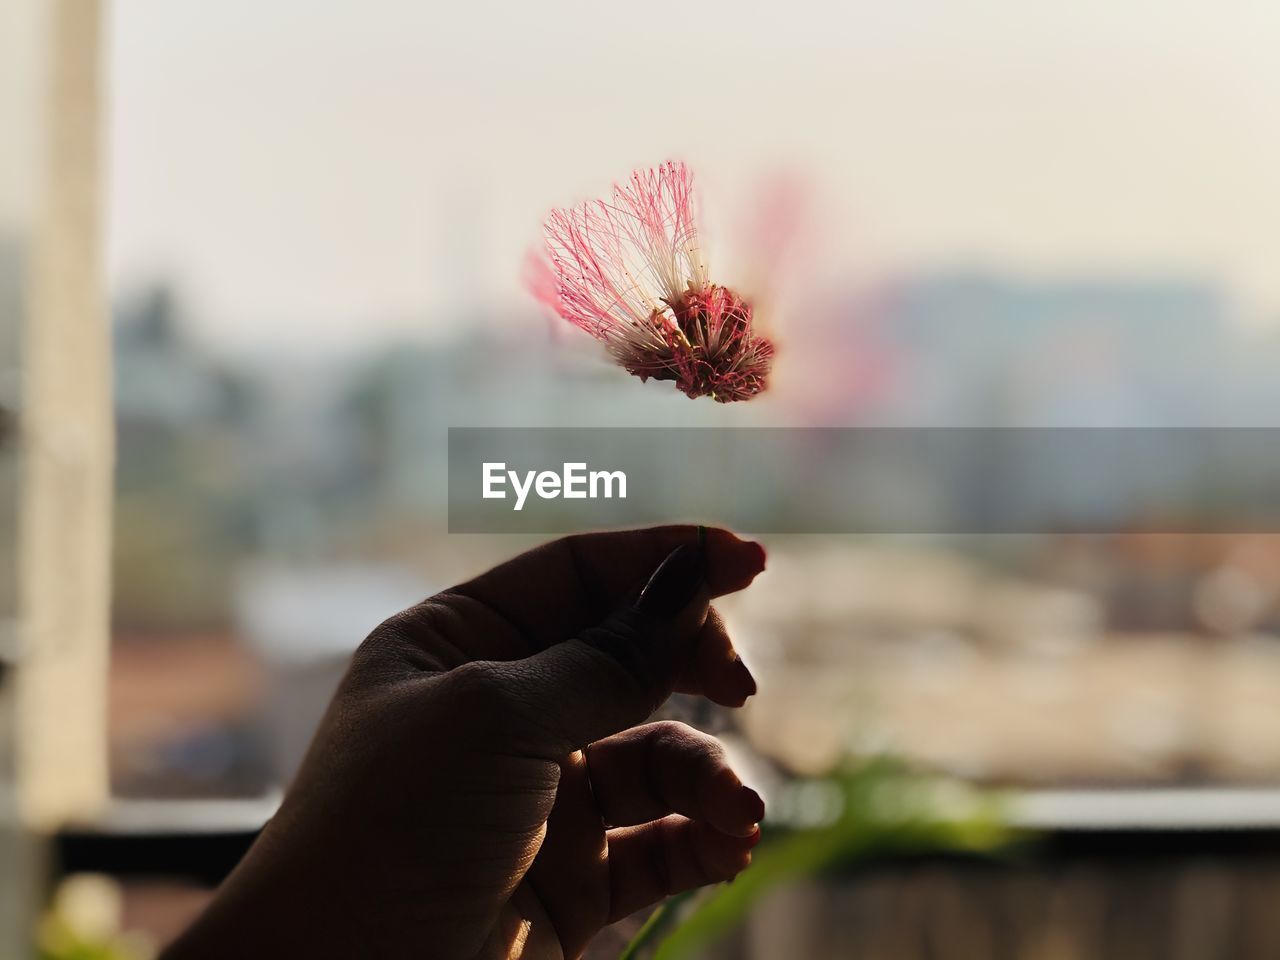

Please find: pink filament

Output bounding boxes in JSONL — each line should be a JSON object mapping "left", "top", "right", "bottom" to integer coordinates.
{"left": 532, "top": 161, "right": 774, "bottom": 402}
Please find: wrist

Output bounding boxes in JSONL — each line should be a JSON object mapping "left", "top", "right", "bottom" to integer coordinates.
{"left": 162, "top": 815, "right": 350, "bottom": 960}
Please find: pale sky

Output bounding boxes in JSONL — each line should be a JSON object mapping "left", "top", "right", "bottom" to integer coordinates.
{"left": 107, "top": 0, "right": 1280, "bottom": 346}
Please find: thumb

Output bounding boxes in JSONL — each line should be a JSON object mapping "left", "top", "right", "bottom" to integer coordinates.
{"left": 499, "top": 543, "right": 708, "bottom": 754}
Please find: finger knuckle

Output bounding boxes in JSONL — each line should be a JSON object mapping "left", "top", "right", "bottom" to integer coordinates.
{"left": 356, "top": 599, "right": 467, "bottom": 672}
{"left": 650, "top": 719, "right": 697, "bottom": 744}
{"left": 442, "top": 660, "right": 511, "bottom": 710}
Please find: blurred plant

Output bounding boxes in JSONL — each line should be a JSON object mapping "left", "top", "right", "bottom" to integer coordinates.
{"left": 621, "top": 758, "right": 1013, "bottom": 960}
{"left": 36, "top": 875, "right": 153, "bottom": 960}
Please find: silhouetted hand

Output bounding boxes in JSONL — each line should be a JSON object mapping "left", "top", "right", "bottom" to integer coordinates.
{"left": 165, "top": 525, "right": 766, "bottom": 959}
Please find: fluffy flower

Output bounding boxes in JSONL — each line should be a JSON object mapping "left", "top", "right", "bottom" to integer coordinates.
{"left": 530, "top": 161, "right": 775, "bottom": 402}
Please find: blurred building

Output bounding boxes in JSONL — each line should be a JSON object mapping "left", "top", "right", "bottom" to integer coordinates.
{"left": 876, "top": 273, "right": 1238, "bottom": 425}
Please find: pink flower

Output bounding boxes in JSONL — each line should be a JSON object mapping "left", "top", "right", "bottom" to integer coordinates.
{"left": 530, "top": 161, "right": 775, "bottom": 402}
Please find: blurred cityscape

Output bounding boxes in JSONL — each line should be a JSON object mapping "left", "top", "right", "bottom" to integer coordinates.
{"left": 107, "top": 271, "right": 1280, "bottom": 802}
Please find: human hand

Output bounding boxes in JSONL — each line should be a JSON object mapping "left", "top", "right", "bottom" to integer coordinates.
{"left": 165, "top": 525, "right": 766, "bottom": 959}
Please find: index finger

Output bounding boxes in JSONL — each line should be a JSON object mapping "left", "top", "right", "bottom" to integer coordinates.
{"left": 446, "top": 525, "right": 766, "bottom": 652}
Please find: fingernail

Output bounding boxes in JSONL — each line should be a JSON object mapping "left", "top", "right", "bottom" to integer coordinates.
{"left": 747, "top": 825, "right": 763, "bottom": 848}
{"left": 636, "top": 544, "right": 705, "bottom": 619}
{"left": 740, "top": 786, "right": 766, "bottom": 823}
{"left": 732, "top": 655, "right": 758, "bottom": 697}
{"left": 747, "top": 540, "right": 767, "bottom": 572}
